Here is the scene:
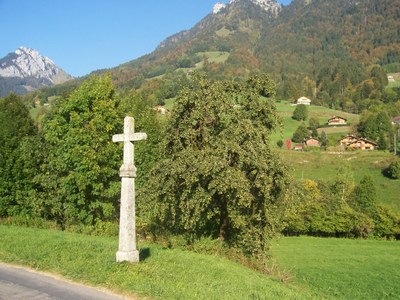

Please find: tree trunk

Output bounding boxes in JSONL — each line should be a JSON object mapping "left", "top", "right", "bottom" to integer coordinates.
{"left": 219, "top": 199, "right": 229, "bottom": 241}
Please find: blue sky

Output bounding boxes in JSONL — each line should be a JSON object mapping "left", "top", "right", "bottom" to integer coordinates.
{"left": 0, "top": 0, "right": 291, "bottom": 77}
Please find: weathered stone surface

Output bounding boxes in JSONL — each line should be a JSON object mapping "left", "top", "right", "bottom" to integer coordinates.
{"left": 113, "top": 116, "right": 147, "bottom": 263}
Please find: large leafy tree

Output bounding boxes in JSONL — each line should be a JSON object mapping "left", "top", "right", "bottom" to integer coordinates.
{"left": 36, "top": 75, "right": 121, "bottom": 228}
{"left": 0, "top": 94, "right": 37, "bottom": 216}
{"left": 141, "top": 73, "right": 287, "bottom": 256}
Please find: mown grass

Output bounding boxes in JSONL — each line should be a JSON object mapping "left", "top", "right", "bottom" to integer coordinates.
{"left": 0, "top": 225, "right": 313, "bottom": 300}
{"left": 272, "top": 236, "right": 400, "bottom": 299}
{"left": 277, "top": 149, "right": 400, "bottom": 210}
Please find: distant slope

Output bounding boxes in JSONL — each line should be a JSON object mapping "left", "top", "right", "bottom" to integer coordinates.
{"left": 24, "top": 0, "right": 400, "bottom": 111}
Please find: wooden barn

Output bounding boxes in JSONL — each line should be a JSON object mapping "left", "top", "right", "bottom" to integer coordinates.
{"left": 328, "top": 116, "right": 347, "bottom": 126}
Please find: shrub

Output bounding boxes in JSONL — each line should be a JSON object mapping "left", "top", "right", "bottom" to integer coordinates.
{"left": 385, "top": 160, "right": 400, "bottom": 179}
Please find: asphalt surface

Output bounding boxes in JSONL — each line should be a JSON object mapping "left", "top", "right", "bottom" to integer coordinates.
{"left": 0, "top": 263, "right": 130, "bottom": 300}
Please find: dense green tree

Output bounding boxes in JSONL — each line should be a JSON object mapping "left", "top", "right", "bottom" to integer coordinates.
{"left": 35, "top": 75, "right": 121, "bottom": 228}
{"left": 247, "top": 74, "right": 276, "bottom": 98}
{"left": 292, "top": 104, "right": 308, "bottom": 121}
{"left": 320, "top": 131, "right": 328, "bottom": 147}
{"left": 385, "top": 160, "right": 400, "bottom": 179}
{"left": 292, "top": 123, "right": 310, "bottom": 143}
{"left": 331, "top": 164, "right": 355, "bottom": 206}
{"left": 119, "top": 90, "right": 163, "bottom": 188}
{"left": 141, "top": 73, "right": 287, "bottom": 256}
{"left": 351, "top": 175, "right": 377, "bottom": 216}
{"left": 0, "top": 94, "right": 37, "bottom": 216}
{"left": 309, "top": 117, "right": 320, "bottom": 131}
{"left": 358, "top": 110, "right": 393, "bottom": 145}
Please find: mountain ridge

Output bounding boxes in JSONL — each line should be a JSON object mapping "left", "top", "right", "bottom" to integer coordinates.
{"left": 0, "top": 47, "right": 73, "bottom": 96}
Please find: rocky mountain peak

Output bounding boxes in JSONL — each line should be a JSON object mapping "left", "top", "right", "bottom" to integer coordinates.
{"left": 213, "top": 0, "right": 282, "bottom": 14}
{"left": 0, "top": 46, "right": 73, "bottom": 84}
{"left": 0, "top": 47, "right": 73, "bottom": 96}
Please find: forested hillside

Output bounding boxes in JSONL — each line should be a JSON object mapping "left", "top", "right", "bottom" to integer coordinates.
{"left": 100, "top": 0, "right": 400, "bottom": 113}
{"left": 22, "top": 0, "right": 400, "bottom": 118}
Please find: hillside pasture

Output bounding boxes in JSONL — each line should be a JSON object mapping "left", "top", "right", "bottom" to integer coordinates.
{"left": 271, "top": 101, "right": 359, "bottom": 145}
{"left": 272, "top": 236, "right": 400, "bottom": 299}
{"left": 278, "top": 149, "right": 400, "bottom": 211}
{"left": 195, "top": 51, "right": 230, "bottom": 68}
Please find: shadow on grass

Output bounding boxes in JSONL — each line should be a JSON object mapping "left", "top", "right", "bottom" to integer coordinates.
{"left": 139, "top": 248, "right": 151, "bottom": 261}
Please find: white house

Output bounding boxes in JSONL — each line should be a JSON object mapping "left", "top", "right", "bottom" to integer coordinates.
{"left": 296, "top": 96, "right": 311, "bottom": 105}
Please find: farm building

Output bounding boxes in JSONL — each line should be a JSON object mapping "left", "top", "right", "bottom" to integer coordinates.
{"left": 327, "top": 116, "right": 347, "bottom": 125}
{"left": 294, "top": 143, "right": 304, "bottom": 151}
{"left": 338, "top": 135, "right": 378, "bottom": 150}
{"left": 304, "top": 137, "right": 320, "bottom": 147}
{"left": 347, "top": 138, "right": 378, "bottom": 150}
{"left": 296, "top": 96, "right": 311, "bottom": 105}
{"left": 338, "top": 135, "right": 359, "bottom": 147}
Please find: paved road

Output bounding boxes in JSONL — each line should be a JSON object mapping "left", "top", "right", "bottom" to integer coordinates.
{"left": 0, "top": 263, "right": 130, "bottom": 300}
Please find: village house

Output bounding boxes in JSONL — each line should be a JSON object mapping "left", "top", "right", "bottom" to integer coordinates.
{"left": 338, "top": 135, "right": 378, "bottom": 150}
{"left": 338, "top": 135, "right": 359, "bottom": 147}
{"left": 294, "top": 143, "right": 303, "bottom": 151}
{"left": 296, "top": 96, "right": 311, "bottom": 106}
{"left": 327, "top": 116, "right": 347, "bottom": 126}
{"left": 153, "top": 105, "right": 170, "bottom": 115}
{"left": 347, "top": 138, "right": 378, "bottom": 150}
{"left": 304, "top": 137, "right": 320, "bottom": 147}
{"left": 387, "top": 75, "right": 395, "bottom": 82}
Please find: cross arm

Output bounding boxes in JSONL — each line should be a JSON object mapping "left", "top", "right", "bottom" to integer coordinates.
{"left": 112, "top": 132, "right": 147, "bottom": 143}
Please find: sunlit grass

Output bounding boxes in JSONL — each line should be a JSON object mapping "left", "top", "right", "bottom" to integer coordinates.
{"left": 0, "top": 225, "right": 313, "bottom": 300}
{"left": 272, "top": 236, "right": 400, "bottom": 299}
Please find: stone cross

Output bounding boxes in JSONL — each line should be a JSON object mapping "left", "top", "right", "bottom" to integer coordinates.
{"left": 112, "top": 116, "right": 147, "bottom": 262}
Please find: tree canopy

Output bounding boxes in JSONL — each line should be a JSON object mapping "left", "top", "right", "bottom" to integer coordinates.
{"left": 140, "top": 73, "right": 287, "bottom": 256}
{"left": 0, "top": 94, "right": 37, "bottom": 216}
{"left": 34, "top": 75, "right": 121, "bottom": 228}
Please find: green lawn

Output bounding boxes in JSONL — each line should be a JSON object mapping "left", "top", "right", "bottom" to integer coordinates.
{"left": 2, "top": 226, "right": 399, "bottom": 299}
{"left": 0, "top": 225, "right": 313, "bottom": 300}
{"left": 272, "top": 236, "right": 400, "bottom": 299}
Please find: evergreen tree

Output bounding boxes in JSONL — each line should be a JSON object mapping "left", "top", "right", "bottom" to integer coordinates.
{"left": 320, "top": 131, "right": 328, "bottom": 147}
{"left": 292, "top": 123, "right": 310, "bottom": 143}
{"left": 292, "top": 104, "right": 308, "bottom": 121}
{"left": 309, "top": 117, "right": 320, "bottom": 132}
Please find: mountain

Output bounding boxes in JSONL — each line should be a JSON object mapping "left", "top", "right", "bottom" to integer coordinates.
{"left": 0, "top": 47, "right": 73, "bottom": 96}
{"left": 32, "top": 0, "right": 400, "bottom": 113}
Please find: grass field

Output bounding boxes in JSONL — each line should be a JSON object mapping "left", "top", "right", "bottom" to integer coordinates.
{"left": 1, "top": 225, "right": 399, "bottom": 299}
{"left": 271, "top": 101, "right": 359, "bottom": 145}
{"left": 277, "top": 149, "right": 400, "bottom": 210}
{"left": 195, "top": 51, "right": 230, "bottom": 68}
{"left": 0, "top": 226, "right": 312, "bottom": 300}
{"left": 272, "top": 236, "right": 400, "bottom": 299}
